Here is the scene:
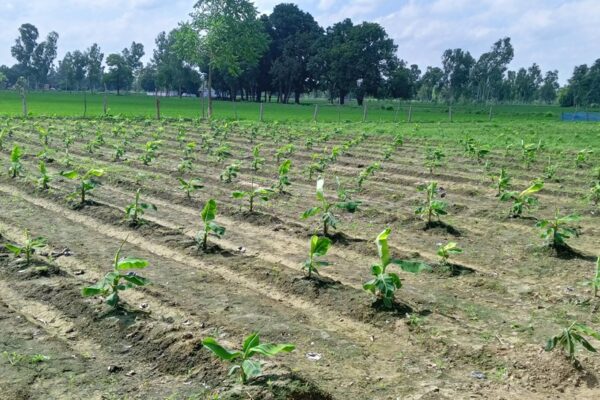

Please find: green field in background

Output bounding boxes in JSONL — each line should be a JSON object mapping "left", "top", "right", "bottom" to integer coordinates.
{"left": 0, "top": 90, "right": 594, "bottom": 123}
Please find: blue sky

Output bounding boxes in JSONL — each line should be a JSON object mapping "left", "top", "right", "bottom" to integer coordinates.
{"left": 1, "top": 0, "right": 599, "bottom": 83}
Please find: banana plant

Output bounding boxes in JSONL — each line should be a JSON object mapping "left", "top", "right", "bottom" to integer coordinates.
{"left": 197, "top": 199, "right": 225, "bottom": 251}
{"left": 357, "top": 162, "right": 381, "bottom": 190}
{"left": 178, "top": 178, "right": 204, "bottom": 199}
{"left": 575, "top": 149, "right": 593, "bottom": 168}
{"left": 112, "top": 139, "right": 128, "bottom": 161}
{"left": 545, "top": 322, "right": 600, "bottom": 362}
{"left": 363, "top": 228, "right": 430, "bottom": 308}
{"left": 301, "top": 177, "right": 359, "bottom": 236}
{"left": 139, "top": 140, "right": 162, "bottom": 165}
{"left": 415, "top": 182, "right": 447, "bottom": 226}
{"left": 495, "top": 167, "right": 511, "bottom": 196}
{"left": 3, "top": 230, "right": 47, "bottom": 266}
{"left": 521, "top": 139, "right": 542, "bottom": 168}
{"left": 125, "top": 188, "right": 157, "bottom": 226}
{"left": 500, "top": 180, "right": 544, "bottom": 217}
{"left": 587, "top": 182, "right": 600, "bottom": 206}
{"left": 251, "top": 144, "right": 265, "bottom": 171}
{"left": 302, "top": 235, "right": 332, "bottom": 278}
{"left": 424, "top": 147, "right": 445, "bottom": 174}
{"left": 212, "top": 143, "right": 233, "bottom": 163}
{"left": 437, "top": 242, "right": 462, "bottom": 265}
{"left": 220, "top": 162, "right": 241, "bottom": 183}
{"left": 177, "top": 158, "right": 193, "bottom": 174}
{"left": 61, "top": 168, "right": 105, "bottom": 205}
{"left": 8, "top": 145, "right": 23, "bottom": 178}
{"left": 202, "top": 333, "right": 295, "bottom": 384}
{"left": 274, "top": 159, "right": 292, "bottom": 193}
{"left": 275, "top": 143, "right": 295, "bottom": 163}
{"left": 232, "top": 187, "right": 274, "bottom": 212}
{"left": 584, "top": 256, "right": 600, "bottom": 297}
{"left": 82, "top": 240, "right": 151, "bottom": 308}
{"left": 536, "top": 211, "right": 580, "bottom": 249}
{"left": 37, "top": 161, "right": 52, "bottom": 190}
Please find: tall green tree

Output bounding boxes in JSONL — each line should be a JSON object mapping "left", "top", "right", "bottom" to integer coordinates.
{"left": 538, "top": 70, "right": 559, "bottom": 104}
{"left": 268, "top": 3, "right": 322, "bottom": 103}
{"left": 104, "top": 54, "right": 132, "bottom": 95}
{"left": 175, "top": 0, "right": 269, "bottom": 118}
{"left": 11, "top": 23, "right": 59, "bottom": 88}
{"left": 86, "top": 43, "right": 104, "bottom": 92}
{"left": 470, "top": 37, "right": 514, "bottom": 101}
{"left": 441, "top": 48, "right": 474, "bottom": 102}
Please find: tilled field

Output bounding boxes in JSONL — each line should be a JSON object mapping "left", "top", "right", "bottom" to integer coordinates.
{"left": 0, "top": 117, "right": 599, "bottom": 399}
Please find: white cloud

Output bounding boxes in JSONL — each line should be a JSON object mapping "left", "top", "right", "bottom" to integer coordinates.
{"left": 0, "top": 0, "right": 598, "bottom": 83}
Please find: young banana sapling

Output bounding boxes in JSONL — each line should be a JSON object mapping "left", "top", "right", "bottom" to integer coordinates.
{"left": 500, "top": 180, "right": 544, "bottom": 218}
{"left": 125, "top": 188, "right": 157, "bottom": 226}
{"left": 232, "top": 186, "right": 274, "bottom": 213}
{"left": 3, "top": 230, "right": 47, "bottom": 266}
{"left": 545, "top": 322, "right": 600, "bottom": 362}
{"left": 302, "top": 235, "right": 332, "bottom": 278}
{"left": 202, "top": 332, "right": 295, "bottom": 384}
{"left": 197, "top": 199, "right": 225, "bottom": 251}
{"left": 178, "top": 178, "right": 204, "bottom": 199}
{"left": 437, "top": 242, "right": 463, "bottom": 265}
{"left": 82, "top": 240, "right": 151, "bottom": 308}
{"left": 363, "top": 228, "right": 430, "bottom": 308}
{"left": 536, "top": 211, "right": 580, "bottom": 250}
{"left": 274, "top": 159, "right": 292, "bottom": 193}
{"left": 8, "top": 145, "right": 23, "bottom": 178}
{"left": 61, "top": 168, "right": 105, "bottom": 205}
{"left": 415, "top": 182, "right": 448, "bottom": 227}
{"left": 302, "top": 177, "right": 359, "bottom": 236}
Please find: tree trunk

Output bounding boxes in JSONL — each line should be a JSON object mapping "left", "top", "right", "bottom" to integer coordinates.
{"left": 294, "top": 91, "right": 300, "bottom": 104}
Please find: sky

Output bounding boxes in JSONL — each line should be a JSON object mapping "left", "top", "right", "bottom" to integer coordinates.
{"left": 1, "top": 0, "right": 599, "bottom": 83}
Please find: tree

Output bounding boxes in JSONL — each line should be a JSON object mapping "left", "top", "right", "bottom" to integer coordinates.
{"left": 176, "top": 0, "right": 269, "bottom": 118}
{"left": 0, "top": 71, "right": 6, "bottom": 89}
{"left": 72, "top": 50, "right": 88, "bottom": 90}
{"left": 514, "top": 63, "right": 542, "bottom": 103}
{"left": 104, "top": 54, "right": 132, "bottom": 95}
{"left": 386, "top": 61, "right": 413, "bottom": 99}
{"left": 268, "top": 3, "right": 322, "bottom": 103}
{"left": 11, "top": 23, "right": 39, "bottom": 84}
{"left": 11, "top": 24, "right": 59, "bottom": 88}
{"left": 86, "top": 43, "right": 104, "bottom": 92}
{"left": 417, "top": 66, "right": 444, "bottom": 101}
{"left": 539, "top": 70, "right": 559, "bottom": 104}
{"left": 441, "top": 48, "right": 474, "bottom": 102}
{"left": 57, "top": 52, "right": 76, "bottom": 90}
{"left": 152, "top": 29, "right": 200, "bottom": 96}
{"left": 471, "top": 37, "right": 514, "bottom": 101}
{"left": 122, "top": 42, "right": 145, "bottom": 73}
{"left": 310, "top": 19, "right": 396, "bottom": 105}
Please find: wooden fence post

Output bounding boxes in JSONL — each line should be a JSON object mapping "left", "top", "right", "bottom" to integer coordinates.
{"left": 313, "top": 104, "right": 319, "bottom": 122}
{"left": 408, "top": 105, "right": 412, "bottom": 123}
{"left": 362, "top": 101, "right": 368, "bottom": 122}
{"left": 155, "top": 96, "right": 161, "bottom": 120}
{"left": 103, "top": 94, "right": 107, "bottom": 116}
{"left": 488, "top": 105, "right": 493, "bottom": 121}
{"left": 83, "top": 92, "right": 87, "bottom": 117}
{"left": 21, "top": 90, "right": 27, "bottom": 117}
{"left": 259, "top": 102, "right": 264, "bottom": 122}
{"left": 449, "top": 105, "right": 453, "bottom": 122}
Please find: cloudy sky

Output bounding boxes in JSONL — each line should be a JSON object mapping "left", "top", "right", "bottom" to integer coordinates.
{"left": 1, "top": 0, "right": 599, "bottom": 83}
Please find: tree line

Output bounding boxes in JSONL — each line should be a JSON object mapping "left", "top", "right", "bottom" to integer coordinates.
{"left": 0, "top": 0, "right": 598, "bottom": 108}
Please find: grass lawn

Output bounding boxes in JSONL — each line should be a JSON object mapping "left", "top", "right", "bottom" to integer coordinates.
{"left": 0, "top": 90, "right": 594, "bottom": 123}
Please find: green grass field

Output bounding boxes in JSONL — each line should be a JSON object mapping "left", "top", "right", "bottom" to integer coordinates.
{"left": 0, "top": 90, "right": 593, "bottom": 123}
